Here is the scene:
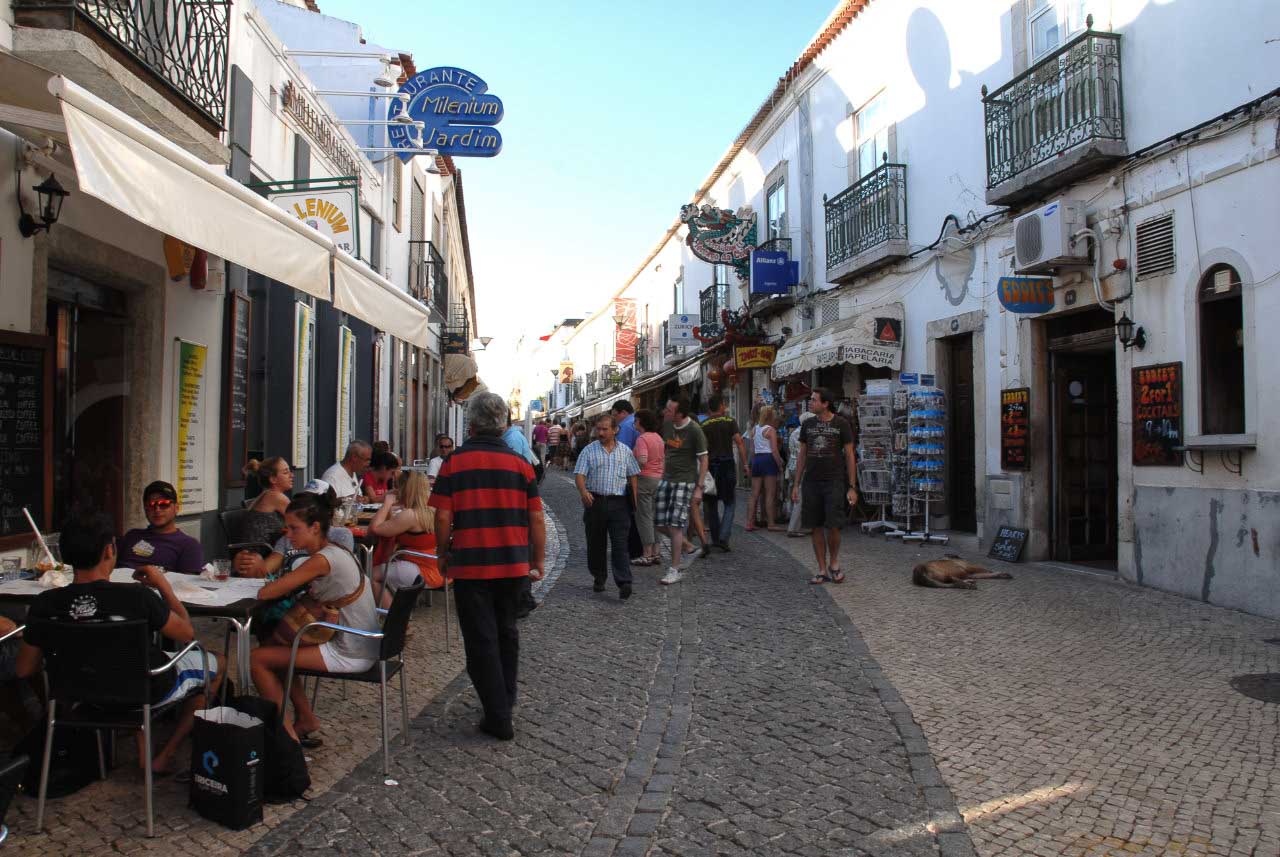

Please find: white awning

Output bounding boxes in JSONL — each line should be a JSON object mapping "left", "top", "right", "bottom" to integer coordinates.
{"left": 49, "top": 76, "right": 334, "bottom": 299}
{"left": 772, "top": 302, "right": 905, "bottom": 379}
{"left": 584, "top": 399, "right": 612, "bottom": 418}
{"left": 332, "top": 251, "right": 432, "bottom": 348}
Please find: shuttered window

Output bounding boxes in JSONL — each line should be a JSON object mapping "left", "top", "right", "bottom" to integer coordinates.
{"left": 1135, "top": 212, "right": 1175, "bottom": 280}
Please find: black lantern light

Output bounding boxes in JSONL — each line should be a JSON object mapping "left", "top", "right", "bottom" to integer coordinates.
{"left": 1115, "top": 312, "right": 1146, "bottom": 351}
{"left": 18, "top": 174, "right": 70, "bottom": 237}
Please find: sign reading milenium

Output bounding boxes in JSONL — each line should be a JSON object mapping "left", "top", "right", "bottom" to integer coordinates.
{"left": 388, "top": 67, "right": 504, "bottom": 160}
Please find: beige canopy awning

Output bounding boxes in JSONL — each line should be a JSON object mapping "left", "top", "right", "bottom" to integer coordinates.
{"left": 333, "top": 250, "right": 432, "bottom": 348}
{"left": 772, "top": 302, "right": 905, "bottom": 379}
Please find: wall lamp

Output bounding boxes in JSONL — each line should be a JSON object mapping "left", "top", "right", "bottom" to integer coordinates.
{"left": 18, "top": 173, "right": 69, "bottom": 237}
{"left": 1115, "top": 313, "right": 1146, "bottom": 351}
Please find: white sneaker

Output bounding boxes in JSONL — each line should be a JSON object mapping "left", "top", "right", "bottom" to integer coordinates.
{"left": 660, "top": 568, "right": 684, "bottom": 586}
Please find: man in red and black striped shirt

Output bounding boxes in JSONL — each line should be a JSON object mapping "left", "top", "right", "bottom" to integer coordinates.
{"left": 430, "top": 392, "right": 546, "bottom": 740}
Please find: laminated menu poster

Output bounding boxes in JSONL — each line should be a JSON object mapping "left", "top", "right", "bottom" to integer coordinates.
{"left": 0, "top": 332, "right": 52, "bottom": 543}
{"left": 173, "top": 339, "right": 208, "bottom": 508}
{"left": 1132, "top": 362, "right": 1182, "bottom": 466}
{"left": 1000, "top": 387, "right": 1030, "bottom": 471}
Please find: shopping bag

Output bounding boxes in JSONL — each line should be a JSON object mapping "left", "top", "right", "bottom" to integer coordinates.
{"left": 190, "top": 706, "right": 265, "bottom": 829}
{"left": 227, "top": 695, "right": 310, "bottom": 801}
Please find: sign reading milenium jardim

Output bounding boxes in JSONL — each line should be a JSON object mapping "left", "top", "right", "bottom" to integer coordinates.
{"left": 387, "top": 67, "right": 504, "bottom": 160}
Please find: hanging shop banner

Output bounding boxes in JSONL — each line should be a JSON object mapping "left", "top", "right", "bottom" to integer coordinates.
{"left": 749, "top": 250, "right": 797, "bottom": 296}
{"left": 388, "top": 67, "right": 504, "bottom": 160}
{"left": 614, "top": 299, "right": 637, "bottom": 366}
{"left": 734, "top": 344, "right": 777, "bottom": 369}
{"left": 772, "top": 303, "right": 905, "bottom": 379}
{"left": 270, "top": 186, "right": 359, "bottom": 256}
{"left": 679, "top": 203, "right": 757, "bottom": 281}
{"left": 1132, "top": 362, "right": 1183, "bottom": 466}
{"left": 1000, "top": 387, "right": 1030, "bottom": 471}
{"left": 668, "top": 313, "right": 698, "bottom": 347}
{"left": 336, "top": 326, "right": 356, "bottom": 462}
{"left": 558, "top": 362, "right": 575, "bottom": 385}
{"left": 173, "top": 339, "right": 208, "bottom": 509}
{"left": 443, "top": 330, "right": 468, "bottom": 354}
{"left": 997, "top": 276, "right": 1055, "bottom": 314}
{"left": 293, "top": 302, "right": 314, "bottom": 468}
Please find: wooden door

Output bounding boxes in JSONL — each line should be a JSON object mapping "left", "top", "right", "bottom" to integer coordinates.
{"left": 946, "top": 334, "right": 977, "bottom": 531}
{"left": 1052, "top": 352, "right": 1117, "bottom": 561}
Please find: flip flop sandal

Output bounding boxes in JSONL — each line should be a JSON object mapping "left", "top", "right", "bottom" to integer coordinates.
{"left": 299, "top": 734, "right": 324, "bottom": 749}
{"left": 809, "top": 574, "right": 832, "bottom": 585}
{"left": 829, "top": 570, "right": 846, "bottom": 583}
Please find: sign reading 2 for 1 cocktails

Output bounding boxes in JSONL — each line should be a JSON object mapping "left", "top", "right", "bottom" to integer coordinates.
{"left": 388, "top": 67, "right": 504, "bottom": 160}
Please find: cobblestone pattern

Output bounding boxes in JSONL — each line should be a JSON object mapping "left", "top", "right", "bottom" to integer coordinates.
{"left": 246, "top": 473, "right": 970, "bottom": 856}
{"left": 766, "top": 518, "right": 1280, "bottom": 857}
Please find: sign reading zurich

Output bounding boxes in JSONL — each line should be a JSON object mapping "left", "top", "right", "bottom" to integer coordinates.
{"left": 388, "top": 67, "right": 504, "bottom": 161}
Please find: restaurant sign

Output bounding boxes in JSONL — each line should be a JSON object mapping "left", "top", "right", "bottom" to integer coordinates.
{"left": 734, "top": 344, "right": 777, "bottom": 369}
{"left": 173, "top": 339, "right": 208, "bottom": 508}
{"left": 997, "top": 276, "right": 1055, "bottom": 314}
{"left": 388, "top": 67, "right": 504, "bottom": 160}
{"left": 679, "top": 204, "right": 757, "bottom": 281}
{"left": 271, "top": 187, "right": 358, "bottom": 256}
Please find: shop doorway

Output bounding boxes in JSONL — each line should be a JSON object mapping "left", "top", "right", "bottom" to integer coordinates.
{"left": 945, "top": 334, "right": 976, "bottom": 532}
{"left": 1048, "top": 310, "right": 1117, "bottom": 564}
{"left": 47, "top": 283, "right": 129, "bottom": 533}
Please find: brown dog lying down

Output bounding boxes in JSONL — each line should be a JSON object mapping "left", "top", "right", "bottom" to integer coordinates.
{"left": 912, "top": 555, "right": 1012, "bottom": 589}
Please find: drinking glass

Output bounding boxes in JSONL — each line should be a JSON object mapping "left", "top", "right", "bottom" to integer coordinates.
{"left": 0, "top": 557, "right": 21, "bottom": 582}
{"left": 213, "top": 559, "right": 232, "bottom": 581}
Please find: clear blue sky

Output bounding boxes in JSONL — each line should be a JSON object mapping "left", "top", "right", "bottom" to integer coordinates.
{"left": 319, "top": 0, "right": 838, "bottom": 383}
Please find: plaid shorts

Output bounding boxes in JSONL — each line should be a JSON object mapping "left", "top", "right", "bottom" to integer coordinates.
{"left": 654, "top": 480, "right": 696, "bottom": 529}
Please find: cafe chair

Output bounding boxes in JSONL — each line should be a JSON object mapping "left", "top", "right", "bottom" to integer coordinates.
{"left": 283, "top": 578, "right": 424, "bottom": 777}
{"left": 219, "top": 508, "right": 275, "bottom": 558}
{"left": 385, "top": 549, "right": 454, "bottom": 651}
{"left": 27, "top": 619, "right": 211, "bottom": 838}
{"left": 0, "top": 753, "right": 27, "bottom": 846}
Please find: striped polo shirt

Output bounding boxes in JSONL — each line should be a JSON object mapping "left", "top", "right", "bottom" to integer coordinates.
{"left": 428, "top": 434, "right": 542, "bottom": 580}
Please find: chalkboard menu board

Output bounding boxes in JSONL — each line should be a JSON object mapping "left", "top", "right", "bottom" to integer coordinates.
{"left": 1132, "top": 362, "right": 1182, "bottom": 467}
{"left": 0, "top": 332, "right": 52, "bottom": 545}
{"left": 1000, "top": 387, "right": 1030, "bottom": 471}
{"left": 223, "top": 291, "right": 251, "bottom": 486}
{"left": 987, "top": 525, "right": 1029, "bottom": 563}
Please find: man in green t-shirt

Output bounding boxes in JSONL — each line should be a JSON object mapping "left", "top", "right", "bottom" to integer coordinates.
{"left": 655, "top": 396, "right": 708, "bottom": 586}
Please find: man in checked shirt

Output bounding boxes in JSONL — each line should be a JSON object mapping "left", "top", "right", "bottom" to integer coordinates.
{"left": 573, "top": 413, "right": 641, "bottom": 601}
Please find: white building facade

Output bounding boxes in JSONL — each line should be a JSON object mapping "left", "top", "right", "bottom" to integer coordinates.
{"left": 514, "top": 0, "right": 1280, "bottom": 618}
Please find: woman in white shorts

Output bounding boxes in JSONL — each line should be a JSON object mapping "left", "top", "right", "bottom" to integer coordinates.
{"left": 250, "top": 490, "right": 380, "bottom": 744}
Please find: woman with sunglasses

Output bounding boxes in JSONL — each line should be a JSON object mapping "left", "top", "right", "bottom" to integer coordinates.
{"left": 117, "top": 480, "right": 206, "bottom": 574}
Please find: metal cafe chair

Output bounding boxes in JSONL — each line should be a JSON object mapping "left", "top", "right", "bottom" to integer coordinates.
{"left": 385, "top": 549, "right": 454, "bottom": 651}
{"left": 283, "top": 579, "right": 424, "bottom": 777}
{"left": 27, "top": 619, "right": 211, "bottom": 837}
{"left": 0, "top": 626, "right": 26, "bottom": 846}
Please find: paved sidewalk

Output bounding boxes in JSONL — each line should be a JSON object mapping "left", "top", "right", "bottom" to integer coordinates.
{"left": 766, "top": 517, "right": 1280, "bottom": 857}
{"left": 247, "top": 473, "right": 973, "bottom": 857}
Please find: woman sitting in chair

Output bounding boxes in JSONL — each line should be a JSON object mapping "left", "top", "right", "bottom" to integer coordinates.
{"left": 249, "top": 491, "right": 379, "bottom": 744}
{"left": 369, "top": 470, "right": 441, "bottom": 609}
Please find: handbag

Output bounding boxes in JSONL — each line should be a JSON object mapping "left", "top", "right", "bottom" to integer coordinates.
{"left": 270, "top": 562, "right": 366, "bottom": 647}
{"left": 701, "top": 470, "right": 717, "bottom": 497}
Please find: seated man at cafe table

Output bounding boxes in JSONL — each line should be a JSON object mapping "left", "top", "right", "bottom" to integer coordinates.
{"left": 17, "top": 509, "right": 224, "bottom": 776}
{"left": 321, "top": 440, "right": 373, "bottom": 501}
{"left": 118, "top": 481, "right": 205, "bottom": 574}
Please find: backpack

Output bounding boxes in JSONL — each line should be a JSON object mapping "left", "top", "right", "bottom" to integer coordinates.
{"left": 16, "top": 717, "right": 111, "bottom": 799}
{"left": 225, "top": 696, "right": 309, "bottom": 801}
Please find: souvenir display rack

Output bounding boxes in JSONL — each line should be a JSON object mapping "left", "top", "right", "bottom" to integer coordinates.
{"left": 901, "top": 386, "right": 949, "bottom": 545}
{"left": 856, "top": 380, "right": 900, "bottom": 533}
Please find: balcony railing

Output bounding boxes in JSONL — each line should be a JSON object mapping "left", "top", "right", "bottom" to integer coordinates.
{"left": 983, "top": 28, "right": 1123, "bottom": 194}
{"left": 15, "top": 0, "right": 231, "bottom": 126}
{"left": 825, "top": 162, "right": 908, "bottom": 271}
{"left": 408, "top": 240, "right": 448, "bottom": 320}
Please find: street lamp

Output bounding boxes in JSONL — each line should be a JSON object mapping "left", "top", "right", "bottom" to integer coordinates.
{"left": 612, "top": 311, "right": 627, "bottom": 329}
{"left": 18, "top": 174, "right": 69, "bottom": 238}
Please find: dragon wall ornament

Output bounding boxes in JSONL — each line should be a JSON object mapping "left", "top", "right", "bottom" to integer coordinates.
{"left": 679, "top": 203, "right": 757, "bottom": 281}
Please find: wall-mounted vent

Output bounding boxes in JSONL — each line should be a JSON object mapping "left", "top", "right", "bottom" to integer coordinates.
{"left": 1135, "top": 212, "right": 1175, "bottom": 280}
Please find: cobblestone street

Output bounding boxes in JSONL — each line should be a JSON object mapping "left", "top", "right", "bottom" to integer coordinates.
{"left": 246, "top": 473, "right": 971, "bottom": 857}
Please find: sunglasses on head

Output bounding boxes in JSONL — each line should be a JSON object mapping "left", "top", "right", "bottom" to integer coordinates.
{"left": 145, "top": 498, "right": 175, "bottom": 510}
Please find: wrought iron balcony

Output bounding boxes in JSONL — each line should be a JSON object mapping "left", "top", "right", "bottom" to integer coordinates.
{"left": 635, "top": 333, "right": 651, "bottom": 374}
{"left": 14, "top": 0, "right": 231, "bottom": 127}
{"left": 824, "top": 162, "right": 908, "bottom": 282}
{"left": 699, "top": 282, "right": 729, "bottom": 333}
{"left": 982, "top": 27, "right": 1125, "bottom": 205}
{"left": 409, "top": 240, "right": 448, "bottom": 322}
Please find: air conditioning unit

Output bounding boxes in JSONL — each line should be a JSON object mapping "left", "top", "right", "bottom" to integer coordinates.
{"left": 1013, "top": 200, "right": 1088, "bottom": 273}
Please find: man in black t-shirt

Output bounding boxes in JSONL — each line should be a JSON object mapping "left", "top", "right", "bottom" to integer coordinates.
{"left": 18, "top": 511, "right": 223, "bottom": 776}
{"left": 700, "top": 394, "right": 749, "bottom": 551}
{"left": 791, "top": 387, "right": 858, "bottom": 585}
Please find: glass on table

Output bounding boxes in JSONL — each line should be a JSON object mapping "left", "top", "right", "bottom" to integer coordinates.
{"left": 0, "top": 557, "right": 22, "bottom": 582}
{"left": 213, "top": 559, "right": 232, "bottom": 582}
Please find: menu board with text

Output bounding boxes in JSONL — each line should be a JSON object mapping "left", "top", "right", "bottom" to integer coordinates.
{"left": 224, "top": 291, "right": 251, "bottom": 486}
{"left": 1000, "top": 387, "right": 1030, "bottom": 471}
{"left": 0, "top": 332, "right": 52, "bottom": 543}
{"left": 1133, "top": 362, "right": 1182, "bottom": 467}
